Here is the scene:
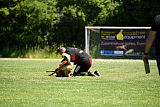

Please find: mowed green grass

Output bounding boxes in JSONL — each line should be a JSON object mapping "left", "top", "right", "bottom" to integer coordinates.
{"left": 0, "top": 59, "right": 160, "bottom": 107}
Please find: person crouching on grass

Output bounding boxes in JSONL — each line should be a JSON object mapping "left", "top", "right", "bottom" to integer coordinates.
{"left": 56, "top": 47, "right": 101, "bottom": 77}
{"left": 49, "top": 53, "right": 72, "bottom": 77}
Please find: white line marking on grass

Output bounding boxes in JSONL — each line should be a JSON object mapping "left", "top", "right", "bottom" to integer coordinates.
{"left": 93, "top": 59, "right": 156, "bottom": 62}
{"left": 0, "top": 58, "right": 156, "bottom": 62}
{"left": 0, "top": 58, "right": 61, "bottom": 61}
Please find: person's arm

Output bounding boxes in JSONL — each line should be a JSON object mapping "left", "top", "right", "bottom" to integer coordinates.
{"left": 48, "top": 58, "right": 68, "bottom": 76}
{"left": 143, "top": 30, "right": 157, "bottom": 60}
{"left": 56, "top": 53, "right": 71, "bottom": 71}
{"left": 144, "top": 30, "right": 157, "bottom": 54}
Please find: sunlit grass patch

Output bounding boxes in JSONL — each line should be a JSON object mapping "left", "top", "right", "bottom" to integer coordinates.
{"left": 0, "top": 59, "right": 159, "bottom": 107}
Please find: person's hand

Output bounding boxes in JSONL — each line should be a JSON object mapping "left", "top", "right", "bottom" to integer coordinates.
{"left": 55, "top": 68, "right": 59, "bottom": 71}
{"left": 142, "top": 54, "right": 149, "bottom": 62}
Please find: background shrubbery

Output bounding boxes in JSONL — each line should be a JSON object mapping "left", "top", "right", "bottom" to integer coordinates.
{"left": 0, "top": 0, "right": 160, "bottom": 58}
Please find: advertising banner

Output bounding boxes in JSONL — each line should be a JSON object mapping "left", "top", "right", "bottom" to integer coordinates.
{"left": 100, "top": 29, "right": 150, "bottom": 56}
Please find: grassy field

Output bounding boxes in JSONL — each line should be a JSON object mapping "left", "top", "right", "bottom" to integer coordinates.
{"left": 0, "top": 59, "right": 160, "bottom": 107}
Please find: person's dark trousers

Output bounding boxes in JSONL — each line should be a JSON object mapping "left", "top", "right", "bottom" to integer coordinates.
{"left": 156, "top": 56, "right": 160, "bottom": 75}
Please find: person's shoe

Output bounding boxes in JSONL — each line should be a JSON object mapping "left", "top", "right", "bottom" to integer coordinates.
{"left": 88, "top": 71, "right": 97, "bottom": 76}
{"left": 94, "top": 70, "right": 101, "bottom": 76}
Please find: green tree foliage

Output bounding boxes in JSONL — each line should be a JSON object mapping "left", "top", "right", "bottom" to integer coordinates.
{"left": 0, "top": 0, "right": 160, "bottom": 53}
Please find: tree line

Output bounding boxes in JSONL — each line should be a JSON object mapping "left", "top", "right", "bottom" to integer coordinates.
{"left": 0, "top": 0, "right": 160, "bottom": 53}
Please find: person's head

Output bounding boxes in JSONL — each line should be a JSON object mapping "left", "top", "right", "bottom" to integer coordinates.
{"left": 57, "top": 47, "right": 66, "bottom": 55}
